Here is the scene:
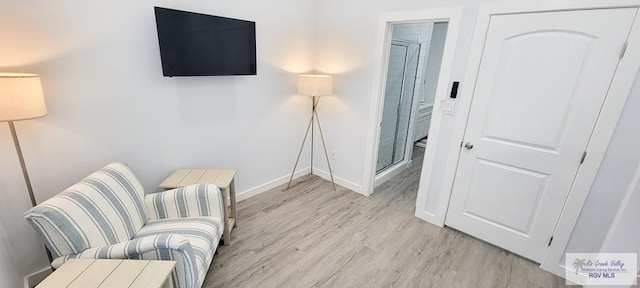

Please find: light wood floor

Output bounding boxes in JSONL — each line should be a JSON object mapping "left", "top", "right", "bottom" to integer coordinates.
{"left": 203, "top": 147, "right": 566, "bottom": 288}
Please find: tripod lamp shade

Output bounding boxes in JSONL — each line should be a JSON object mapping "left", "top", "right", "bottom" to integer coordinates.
{"left": 0, "top": 73, "right": 47, "bottom": 122}
{"left": 297, "top": 74, "right": 333, "bottom": 97}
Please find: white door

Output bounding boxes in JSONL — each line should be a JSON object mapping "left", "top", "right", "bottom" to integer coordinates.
{"left": 445, "top": 8, "right": 636, "bottom": 263}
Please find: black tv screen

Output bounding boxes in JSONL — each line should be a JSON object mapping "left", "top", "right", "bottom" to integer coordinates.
{"left": 154, "top": 7, "right": 257, "bottom": 76}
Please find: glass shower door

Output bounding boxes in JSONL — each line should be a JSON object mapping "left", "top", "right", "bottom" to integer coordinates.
{"left": 377, "top": 40, "right": 421, "bottom": 173}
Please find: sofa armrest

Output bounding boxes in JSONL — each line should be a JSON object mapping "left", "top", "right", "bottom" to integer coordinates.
{"left": 51, "top": 234, "right": 198, "bottom": 288}
{"left": 145, "top": 184, "right": 224, "bottom": 221}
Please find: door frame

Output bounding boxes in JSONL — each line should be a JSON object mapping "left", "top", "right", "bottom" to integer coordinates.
{"left": 428, "top": 0, "right": 640, "bottom": 278}
{"left": 362, "top": 6, "right": 463, "bottom": 196}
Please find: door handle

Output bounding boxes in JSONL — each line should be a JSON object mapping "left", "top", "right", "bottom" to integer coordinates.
{"left": 464, "top": 142, "right": 474, "bottom": 150}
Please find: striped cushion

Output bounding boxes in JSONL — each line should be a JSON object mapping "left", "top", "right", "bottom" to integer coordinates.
{"left": 24, "top": 162, "right": 147, "bottom": 258}
{"left": 51, "top": 234, "right": 197, "bottom": 288}
{"left": 135, "top": 217, "right": 222, "bottom": 288}
{"left": 145, "top": 184, "right": 224, "bottom": 221}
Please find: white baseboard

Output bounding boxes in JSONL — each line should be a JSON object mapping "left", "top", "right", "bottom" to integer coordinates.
{"left": 311, "top": 168, "right": 365, "bottom": 196}
{"left": 236, "top": 167, "right": 311, "bottom": 202}
{"left": 236, "top": 166, "right": 365, "bottom": 201}
{"left": 24, "top": 266, "right": 52, "bottom": 288}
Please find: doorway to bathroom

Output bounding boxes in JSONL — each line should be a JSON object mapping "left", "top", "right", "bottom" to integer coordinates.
{"left": 374, "top": 21, "right": 449, "bottom": 186}
{"left": 362, "top": 8, "right": 462, "bottom": 207}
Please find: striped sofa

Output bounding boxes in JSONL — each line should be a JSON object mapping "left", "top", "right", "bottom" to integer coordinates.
{"left": 24, "top": 163, "right": 224, "bottom": 288}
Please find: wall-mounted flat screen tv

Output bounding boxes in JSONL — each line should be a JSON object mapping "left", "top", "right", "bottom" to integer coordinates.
{"left": 154, "top": 7, "right": 257, "bottom": 76}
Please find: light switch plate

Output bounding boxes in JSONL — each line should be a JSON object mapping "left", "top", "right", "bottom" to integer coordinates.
{"left": 440, "top": 100, "right": 456, "bottom": 115}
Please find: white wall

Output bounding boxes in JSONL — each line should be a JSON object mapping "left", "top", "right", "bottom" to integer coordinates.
{"left": 599, "top": 153, "right": 640, "bottom": 288}
{"left": 423, "top": 23, "right": 448, "bottom": 105}
{"left": 0, "top": 0, "right": 316, "bottom": 284}
{"left": 598, "top": 158, "right": 640, "bottom": 288}
{"left": 0, "top": 189, "right": 28, "bottom": 287}
{"left": 0, "top": 121, "right": 54, "bottom": 287}
{"left": 564, "top": 69, "right": 640, "bottom": 256}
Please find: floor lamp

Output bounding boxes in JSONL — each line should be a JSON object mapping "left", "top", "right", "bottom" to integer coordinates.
{"left": 0, "top": 73, "right": 51, "bottom": 261}
{"left": 287, "top": 74, "right": 336, "bottom": 191}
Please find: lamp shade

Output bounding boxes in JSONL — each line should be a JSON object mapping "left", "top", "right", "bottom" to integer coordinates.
{"left": 297, "top": 74, "right": 333, "bottom": 96}
{"left": 0, "top": 73, "right": 47, "bottom": 122}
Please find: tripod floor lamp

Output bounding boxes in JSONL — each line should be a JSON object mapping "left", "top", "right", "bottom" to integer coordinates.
{"left": 0, "top": 73, "right": 51, "bottom": 263}
{"left": 287, "top": 74, "right": 336, "bottom": 191}
{"left": 0, "top": 73, "right": 47, "bottom": 207}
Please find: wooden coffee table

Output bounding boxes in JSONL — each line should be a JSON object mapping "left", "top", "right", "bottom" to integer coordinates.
{"left": 36, "top": 259, "right": 175, "bottom": 288}
{"left": 159, "top": 169, "right": 237, "bottom": 245}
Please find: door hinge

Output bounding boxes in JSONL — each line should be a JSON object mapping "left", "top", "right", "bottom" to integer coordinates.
{"left": 580, "top": 151, "right": 587, "bottom": 164}
{"left": 460, "top": 141, "right": 463, "bottom": 147}
{"left": 548, "top": 236, "right": 554, "bottom": 246}
{"left": 620, "top": 42, "right": 628, "bottom": 59}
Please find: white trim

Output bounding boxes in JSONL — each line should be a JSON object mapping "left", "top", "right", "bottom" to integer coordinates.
{"left": 542, "top": 5, "right": 640, "bottom": 275}
{"left": 423, "top": 1, "right": 499, "bottom": 229}
{"left": 24, "top": 266, "right": 52, "bottom": 288}
{"left": 362, "top": 7, "right": 464, "bottom": 204}
{"left": 313, "top": 168, "right": 365, "bottom": 195}
{"left": 412, "top": 14, "right": 462, "bottom": 226}
{"left": 362, "top": 15, "right": 393, "bottom": 197}
{"left": 236, "top": 167, "right": 311, "bottom": 202}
